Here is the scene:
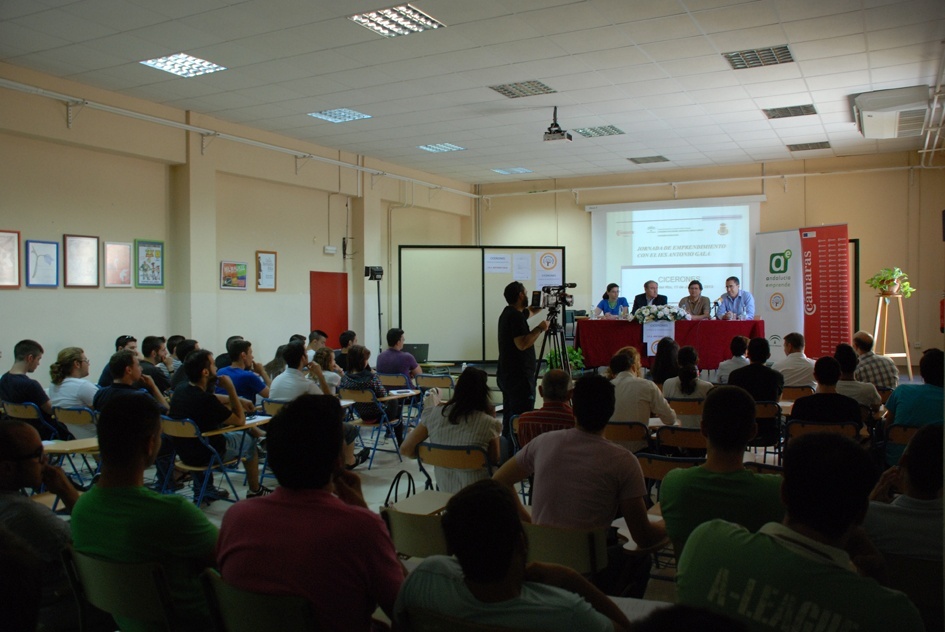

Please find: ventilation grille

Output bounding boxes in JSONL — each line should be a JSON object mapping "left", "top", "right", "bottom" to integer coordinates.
{"left": 787, "top": 141, "right": 830, "bottom": 152}
{"left": 628, "top": 155, "right": 669, "bottom": 164}
{"left": 723, "top": 46, "right": 793, "bottom": 70}
{"left": 489, "top": 81, "right": 557, "bottom": 98}
{"left": 764, "top": 104, "right": 817, "bottom": 119}
{"left": 574, "top": 126, "right": 625, "bottom": 138}
{"left": 896, "top": 109, "right": 927, "bottom": 137}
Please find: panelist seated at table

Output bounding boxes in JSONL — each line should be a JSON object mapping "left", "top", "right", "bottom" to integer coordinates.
{"left": 678, "top": 280, "right": 711, "bottom": 320}
{"left": 631, "top": 280, "right": 668, "bottom": 313}
{"left": 716, "top": 276, "right": 754, "bottom": 320}
{"left": 595, "top": 283, "right": 630, "bottom": 319}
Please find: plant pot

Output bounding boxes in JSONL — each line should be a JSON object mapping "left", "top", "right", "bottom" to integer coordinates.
{"left": 880, "top": 280, "right": 901, "bottom": 296}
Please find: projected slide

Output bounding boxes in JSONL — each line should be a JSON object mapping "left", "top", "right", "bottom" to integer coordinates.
{"left": 590, "top": 197, "right": 762, "bottom": 307}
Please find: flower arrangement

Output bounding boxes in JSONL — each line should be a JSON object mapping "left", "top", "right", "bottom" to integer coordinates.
{"left": 632, "top": 304, "right": 689, "bottom": 324}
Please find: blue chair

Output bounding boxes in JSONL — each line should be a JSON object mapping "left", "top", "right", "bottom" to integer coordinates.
{"left": 377, "top": 373, "right": 421, "bottom": 428}
{"left": 414, "top": 442, "right": 492, "bottom": 491}
{"left": 159, "top": 416, "right": 240, "bottom": 506}
{"left": 2, "top": 400, "right": 61, "bottom": 440}
{"left": 51, "top": 406, "right": 100, "bottom": 485}
{"left": 340, "top": 388, "right": 402, "bottom": 469}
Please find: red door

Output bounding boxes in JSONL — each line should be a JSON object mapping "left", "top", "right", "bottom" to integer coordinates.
{"left": 310, "top": 271, "right": 348, "bottom": 349}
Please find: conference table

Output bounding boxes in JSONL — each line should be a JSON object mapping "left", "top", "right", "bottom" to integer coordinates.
{"left": 574, "top": 318, "right": 765, "bottom": 369}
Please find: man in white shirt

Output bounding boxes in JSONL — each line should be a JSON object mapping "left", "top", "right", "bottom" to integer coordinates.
{"left": 609, "top": 353, "right": 676, "bottom": 452}
{"left": 833, "top": 343, "right": 881, "bottom": 412}
{"left": 772, "top": 332, "right": 815, "bottom": 388}
{"left": 715, "top": 336, "right": 749, "bottom": 384}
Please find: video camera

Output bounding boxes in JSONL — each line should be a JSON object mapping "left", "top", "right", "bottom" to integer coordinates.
{"left": 535, "top": 283, "right": 576, "bottom": 312}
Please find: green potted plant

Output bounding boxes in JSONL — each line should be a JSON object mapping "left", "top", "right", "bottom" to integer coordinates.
{"left": 546, "top": 347, "right": 585, "bottom": 372}
{"left": 866, "top": 267, "right": 915, "bottom": 298}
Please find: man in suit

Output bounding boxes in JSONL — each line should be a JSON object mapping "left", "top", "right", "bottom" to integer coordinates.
{"left": 631, "top": 280, "right": 668, "bottom": 313}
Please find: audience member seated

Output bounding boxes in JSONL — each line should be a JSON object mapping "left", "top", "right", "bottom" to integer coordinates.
{"left": 715, "top": 336, "right": 749, "bottom": 384}
{"left": 0, "top": 339, "right": 69, "bottom": 440}
{"left": 609, "top": 351, "right": 676, "bottom": 452}
{"left": 883, "top": 348, "right": 944, "bottom": 465}
{"left": 215, "top": 339, "right": 271, "bottom": 403}
{"left": 165, "top": 335, "right": 185, "bottom": 375}
{"left": 313, "top": 347, "right": 342, "bottom": 392}
{"left": 95, "top": 334, "right": 137, "bottom": 387}
{"left": 394, "top": 479, "right": 633, "bottom": 632}
{"left": 335, "top": 330, "right": 358, "bottom": 369}
{"left": 788, "top": 357, "right": 861, "bottom": 427}
{"left": 213, "top": 335, "right": 243, "bottom": 371}
{"left": 92, "top": 350, "right": 168, "bottom": 413}
{"left": 676, "top": 433, "right": 923, "bottom": 632}
{"left": 139, "top": 335, "right": 171, "bottom": 394}
{"left": 376, "top": 327, "right": 422, "bottom": 381}
{"left": 0, "top": 420, "right": 88, "bottom": 631}
{"left": 661, "top": 346, "right": 714, "bottom": 428}
{"left": 852, "top": 330, "right": 900, "bottom": 390}
{"left": 400, "top": 367, "right": 501, "bottom": 493}
{"left": 169, "top": 350, "right": 271, "bottom": 498}
{"left": 169, "top": 339, "right": 199, "bottom": 390}
{"left": 833, "top": 343, "right": 881, "bottom": 413}
{"left": 864, "top": 424, "right": 942, "bottom": 561}
{"left": 270, "top": 342, "right": 367, "bottom": 470}
{"left": 47, "top": 347, "right": 98, "bottom": 439}
{"left": 660, "top": 386, "right": 784, "bottom": 557}
{"left": 772, "top": 332, "right": 816, "bottom": 389}
{"left": 341, "top": 345, "right": 403, "bottom": 441}
{"left": 263, "top": 344, "right": 287, "bottom": 380}
{"left": 515, "top": 369, "right": 575, "bottom": 446}
{"left": 71, "top": 394, "right": 219, "bottom": 632}
{"left": 217, "top": 395, "right": 404, "bottom": 631}
{"left": 648, "top": 337, "right": 679, "bottom": 386}
{"left": 728, "top": 338, "right": 784, "bottom": 403}
{"left": 305, "top": 329, "right": 328, "bottom": 363}
{"left": 494, "top": 373, "right": 667, "bottom": 597}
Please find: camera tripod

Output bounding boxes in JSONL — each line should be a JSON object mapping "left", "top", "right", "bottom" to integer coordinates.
{"left": 535, "top": 306, "right": 571, "bottom": 380}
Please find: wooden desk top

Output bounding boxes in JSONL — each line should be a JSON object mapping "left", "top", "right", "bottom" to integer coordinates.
{"left": 43, "top": 438, "right": 99, "bottom": 454}
{"left": 613, "top": 513, "right": 668, "bottom": 553}
{"left": 201, "top": 415, "right": 272, "bottom": 437}
{"left": 379, "top": 389, "right": 420, "bottom": 402}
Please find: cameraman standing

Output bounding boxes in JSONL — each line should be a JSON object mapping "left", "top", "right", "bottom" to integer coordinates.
{"left": 497, "top": 282, "right": 549, "bottom": 448}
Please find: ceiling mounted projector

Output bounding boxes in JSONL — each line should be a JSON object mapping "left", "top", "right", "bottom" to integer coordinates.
{"left": 543, "top": 106, "right": 572, "bottom": 142}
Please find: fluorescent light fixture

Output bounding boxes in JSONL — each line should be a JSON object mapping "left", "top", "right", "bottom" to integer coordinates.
{"left": 418, "top": 143, "right": 465, "bottom": 153}
{"left": 722, "top": 46, "right": 793, "bottom": 70}
{"left": 492, "top": 168, "right": 534, "bottom": 175}
{"left": 348, "top": 4, "right": 445, "bottom": 38}
{"left": 574, "top": 125, "right": 625, "bottom": 138}
{"left": 787, "top": 141, "right": 830, "bottom": 151}
{"left": 307, "top": 108, "right": 372, "bottom": 123}
{"left": 139, "top": 53, "right": 226, "bottom": 77}
{"left": 628, "top": 155, "right": 669, "bottom": 164}
{"left": 489, "top": 81, "right": 557, "bottom": 99}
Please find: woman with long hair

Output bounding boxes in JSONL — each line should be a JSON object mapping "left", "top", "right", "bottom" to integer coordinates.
{"left": 649, "top": 337, "right": 680, "bottom": 386}
{"left": 313, "top": 347, "right": 342, "bottom": 393}
{"left": 48, "top": 346, "right": 98, "bottom": 438}
{"left": 399, "top": 366, "right": 501, "bottom": 493}
{"left": 661, "top": 346, "right": 714, "bottom": 428}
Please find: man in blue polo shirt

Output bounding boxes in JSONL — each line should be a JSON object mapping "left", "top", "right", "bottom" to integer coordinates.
{"left": 215, "top": 339, "right": 270, "bottom": 403}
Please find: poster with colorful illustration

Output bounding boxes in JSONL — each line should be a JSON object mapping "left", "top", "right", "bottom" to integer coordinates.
{"left": 135, "top": 239, "right": 164, "bottom": 288}
{"left": 220, "top": 261, "right": 247, "bottom": 290}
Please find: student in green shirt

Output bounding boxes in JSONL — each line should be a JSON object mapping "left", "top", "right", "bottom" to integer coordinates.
{"left": 71, "top": 394, "right": 218, "bottom": 632}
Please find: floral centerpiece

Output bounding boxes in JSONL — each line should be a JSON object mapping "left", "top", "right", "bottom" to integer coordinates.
{"left": 632, "top": 304, "right": 689, "bottom": 324}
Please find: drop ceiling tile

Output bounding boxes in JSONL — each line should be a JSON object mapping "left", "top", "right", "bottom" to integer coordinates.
{"left": 519, "top": 2, "right": 612, "bottom": 35}
{"left": 693, "top": 1, "right": 780, "bottom": 33}
{"left": 701, "top": 99, "right": 758, "bottom": 113}
{"left": 869, "top": 43, "right": 942, "bottom": 69}
{"left": 772, "top": 0, "right": 861, "bottom": 22}
{"left": 619, "top": 14, "right": 700, "bottom": 44}
{"left": 789, "top": 34, "right": 867, "bottom": 60}
{"left": 864, "top": 0, "right": 945, "bottom": 31}
{"left": 781, "top": 11, "right": 864, "bottom": 42}
{"left": 445, "top": 14, "right": 543, "bottom": 46}
{"left": 549, "top": 26, "right": 633, "bottom": 54}
{"left": 744, "top": 79, "right": 809, "bottom": 98}
{"left": 659, "top": 54, "right": 732, "bottom": 77}
{"left": 639, "top": 36, "right": 718, "bottom": 62}
{"left": 589, "top": 0, "right": 686, "bottom": 24}
{"left": 675, "top": 70, "right": 741, "bottom": 90}
{"left": 599, "top": 63, "right": 669, "bottom": 84}
{"left": 867, "top": 21, "right": 945, "bottom": 50}
{"left": 870, "top": 61, "right": 937, "bottom": 84}
{"left": 574, "top": 45, "right": 650, "bottom": 70}
{"left": 0, "top": 21, "right": 72, "bottom": 56}
{"left": 688, "top": 85, "right": 752, "bottom": 102}
{"left": 706, "top": 24, "right": 789, "bottom": 51}
{"left": 13, "top": 10, "right": 118, "bottom": 42}
{"left": 61, "top": 0, "right": 168, "bottom": 31}
{"left": 0, "top": 0, "right": 48, "bottom": 19}
{"left": 733, "top": 62, "right": 803, "bottom": 84}
{"left": 126, "top": 0, "right": 235, "bottom": 20}
{"left": 797, "top": 53, "right": 869, "bottom": 76}
{"left": 805, "top": 70, "right": 871, "bottom": 91}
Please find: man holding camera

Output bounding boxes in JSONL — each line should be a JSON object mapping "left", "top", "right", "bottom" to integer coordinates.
{"left": 497, "top": 281, "right": 548, "bottom": 442}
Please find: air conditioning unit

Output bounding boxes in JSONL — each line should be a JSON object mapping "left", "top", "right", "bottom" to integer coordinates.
{"left": 853, "top": 86, "right": 929, "bottom": 139}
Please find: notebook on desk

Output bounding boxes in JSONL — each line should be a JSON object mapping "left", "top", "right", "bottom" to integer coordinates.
{"left": 402, "top": 343, "right": 429, "bottom": 363}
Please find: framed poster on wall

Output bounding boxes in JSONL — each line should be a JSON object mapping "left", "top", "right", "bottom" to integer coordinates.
{"left": 104, "top": 242, "right": 133, "bottom": 288}
{"left": 0, "top": 230, "right": 21, "bottom": 288}
{"left": 256, "top": 250, "right": 276, "bottom": 291}
{"left": 64, "top": 234, "right": 99, "bottom": 287}
{"left": 220, "top": 261, "right": 247, "bottom": 290}
{"left": 135, "top": 239, "right": 164, "bottom": 288}
{"left": 26, "top": 240, "right": 58, "bottom": 287}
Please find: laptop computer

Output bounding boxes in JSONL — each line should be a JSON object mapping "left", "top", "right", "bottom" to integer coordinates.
{"left": 402, "top": 343, "right": 429, "bottom": 363}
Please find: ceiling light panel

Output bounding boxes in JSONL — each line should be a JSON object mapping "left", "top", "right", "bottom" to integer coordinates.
{"left": 787, "top": 141, "right": 831, "bottom": 151}
{"left": 139, "top": 53, "right": 226, "bottom": 77}
{"left": 488, "top": 81, "right": 557, "bottom": 99}
{"left": 307, "top": 108, "right": 372, "bottom": 123}
{"left": 628, "top": 155, "right": 670, "bottom": 164}
{"left": 348, "top": 4, "right": 445, "bottom": 38}
{"left": 574, "top": 125, "right": 625, "bottom": 138}
{"left": 418, "top": 143, "right": 465, "bottom": 153}
{"left": 492, "top": 167, "right": 534, "bottom": 175}
{"left": 722, "top": 46, "right": 794, "bottom": 70}
{"left": 763, "top": 105, "right": 817, "bottom": 119}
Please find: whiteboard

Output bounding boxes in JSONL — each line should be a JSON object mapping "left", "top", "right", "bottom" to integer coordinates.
{"left": 399, "top": 246, "right": 565, "bottom": 362}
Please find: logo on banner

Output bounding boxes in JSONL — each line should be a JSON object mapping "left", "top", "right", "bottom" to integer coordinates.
{"left": 770, "top": 250, "right": 792, "bottom": 274}
{"left": 769, "top": 292, "right": 784, "bottom": 311}
{"left": 539, "top": 252, "right": 557, "bottom": 270}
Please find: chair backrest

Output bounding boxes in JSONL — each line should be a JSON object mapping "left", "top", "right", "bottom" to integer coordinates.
{"left": 378, "top": 372, "right": 411, "bottom": 389}
{"left": 402, "top": 607, "right": 521, "bottom": 632}
{"left": 2, "top": 400, "right": 43, "bottom": 420}
{"left": 523, "top": 522, "right": 608, "bottom": 575}
{"left": 744, "top": 461, "right": 784, "bottom": 476}
{"left": 784, "top": 420, "right": 859, "bottom": 444}
{"left": 416, "top": 443, "right": 490, "bottom": 471}
{"left": 656, "top": 425, "right": 707, "bottom": 450}
{"left": 200, "top": 569, "right": 318, "bottom": 632}
{"left": 636, "top": 453, "right": 705, "bottom": 482}
{"left": 781, "top": 385, "right": 815, "bottom": 401}
{"left": 380, "top": 507, "right": 449, "bottom": 558}
{"left": 886, "top": 424, "right": 919, "bottom": 448}
{"left": 53, "top": 406, "right": 97, "bottom": 426}
{"left": 414, "top": 374, "right": 454, "bottom": 390}
{"left": 260, "top": 398, "right": 289, "bottom": 416}
{"left": 754, "top": 401, "right": 782, "bottom": 420}
{"left": 602, "top": 421, "right": 650, "bottom": 443}
{"left": 877, "top": 386, "right": 894, "bottom": 404}
{"left": 666, "top": 398, "right": 704, "bottom": 417}
{"left": 515, "top": 416, "right": 573, "bottom": 447}
{"left": 62, "top": 547, "right": 177, "bottom": 629}
{"left": 160, "top": 416, "right": 201, "bottom": 439}
{"left": 883, "top": 553, "right": 944, "bottom": 632}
